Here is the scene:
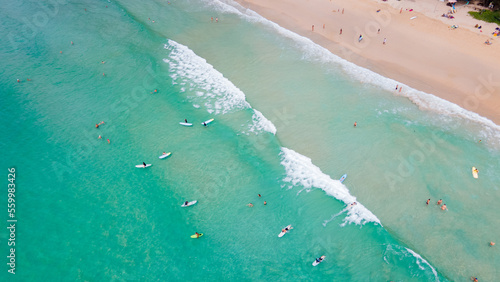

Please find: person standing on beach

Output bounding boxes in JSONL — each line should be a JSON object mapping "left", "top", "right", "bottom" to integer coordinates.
{"left": 358, "top": 35, "right": 363, "bottom": 42}
{"left": 383, "top": 38, "right": 387, "bottom": 45}
{"left": 312, "top": 25, "right": 314, "bottom": 31}
{"left": 340, "top": 28, "right": 342, "bottom": 35}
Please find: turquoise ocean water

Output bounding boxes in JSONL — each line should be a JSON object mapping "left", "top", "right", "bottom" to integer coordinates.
{"left": 1, "top": 0, "right": 499, "bottom": 280}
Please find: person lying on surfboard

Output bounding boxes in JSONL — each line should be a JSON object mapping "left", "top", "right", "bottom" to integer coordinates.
{"left": 184, "top": 201, "right": 189, "bottom": 206}
{"left": 195, "top": 232, "right": 201, "bottom": 238}
{"left": 143, "top": 162, "right": 146, "bottom": 167}
{"left": 315, "top": 257, "right": 324, "bottom": 263}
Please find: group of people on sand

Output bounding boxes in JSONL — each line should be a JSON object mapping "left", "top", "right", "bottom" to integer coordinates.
{"left": 426, "top": 198, "right": 447, "bottom": 211}
{"left": 247, "top": 194, "right": 267, "bottom": 207}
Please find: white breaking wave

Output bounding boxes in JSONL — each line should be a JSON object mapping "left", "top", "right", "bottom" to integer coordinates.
{"left": 208, "top": 0, "right": 500, "bottom": 143}
{"left": 280, "top": 147, "right": 380, "bottom": 226}
{"left": 406, "top": 248, "right": 439, "bottom": 282}
{"left": 163, "top": 39, "right": 276, "bottom": 135}
{"left": 248, "top": 109, "right": 277, "bottom": 135}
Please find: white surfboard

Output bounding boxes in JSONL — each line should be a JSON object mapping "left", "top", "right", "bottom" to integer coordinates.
{"left": 181, "top": 200, "right": 197, "bottom": 207}
{"left": 201, "top": 118, "right": 214, "bottom": 126}
{"left": 278, "top": 225, "right": 292, "bottom": 237}
{"left": 135, "top": 164, "right": 152, "bottom": 168}
{"left": 159, "top": 152, "right": 172, "bottom": 159}
{"left": 179, "top": 122, "right": 193, "bottom": 126}
{"left": 312, "top": 255, "right": 326, "bottom": 266}
{"left": 472, "top": 167, "right": 479, "bottom": 179}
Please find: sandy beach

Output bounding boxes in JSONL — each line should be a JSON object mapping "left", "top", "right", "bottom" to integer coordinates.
{"left": 233, "top": 0, "right": 500, "bottom": 125}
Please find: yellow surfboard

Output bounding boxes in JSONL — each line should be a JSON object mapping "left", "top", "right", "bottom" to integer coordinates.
{"left": 472, "top": 167, "right": 478, "bottom": 179}
{"left": 190, "top": 233, "right": 203, "bottom": 239}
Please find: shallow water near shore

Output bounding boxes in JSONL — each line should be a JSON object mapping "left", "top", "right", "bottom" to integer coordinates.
{"left": 1, "top": 0, "right": 499, "bottom": 281}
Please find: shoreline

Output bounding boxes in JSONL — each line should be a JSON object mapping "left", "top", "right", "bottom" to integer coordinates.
{"left": 233, "top": 0, "right": 500, "bottom": 125}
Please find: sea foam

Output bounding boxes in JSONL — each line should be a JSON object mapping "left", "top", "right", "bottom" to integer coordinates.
{"left": 209, "top": 0, "right": 500, "bottom": 145}
{"left": 163, "top": 40, "right": 275, "bottom": 135}
{"left": 405, "top": 248, "right": 439, "bottom": 282}
{"left": 280, "top": 147, "right": 380, "bottom": 226}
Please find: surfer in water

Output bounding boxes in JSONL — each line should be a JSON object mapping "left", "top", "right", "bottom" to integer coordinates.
{"left": 247, "top": 203, "right": 254, "bottom": 207}
{"left": 315, "top": 257, "right": 324, "bottom": 263}
{"left": 185, "top": 119, "right": 188, "bottom": 123}
{"left": 143, "top": 162, "right": 147, "bottom": 167}
{"left": 195, "top": 232, "right": 201, "bottom": 238}
{"left": 349, "top": 202, "right": 357, "bottom": 208}
{"left": 203, "top": 122, "right": 207, "bottom": 126}
{"left": 184, "top": 201, "right": 189, "bottom": 206}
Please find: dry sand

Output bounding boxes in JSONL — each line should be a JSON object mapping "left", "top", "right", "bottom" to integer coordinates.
{"left": 234, "top": 0, "right": 500, "bottom": 125}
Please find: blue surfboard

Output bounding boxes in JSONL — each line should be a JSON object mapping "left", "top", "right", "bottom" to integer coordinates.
{"left": 339, "top": 174, "right": 347, "bottom": 183}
